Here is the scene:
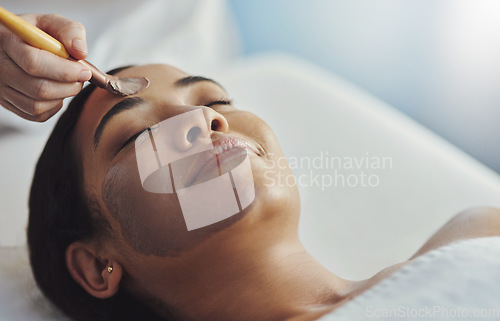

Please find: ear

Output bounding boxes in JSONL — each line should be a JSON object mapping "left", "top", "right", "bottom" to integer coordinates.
{"left": 65, "top": 241, "right": 122, "bottom": 299}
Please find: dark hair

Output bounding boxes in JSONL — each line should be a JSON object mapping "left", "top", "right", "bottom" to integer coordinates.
{"left": 27, "top": 67, "right": 166, "bottom": 321}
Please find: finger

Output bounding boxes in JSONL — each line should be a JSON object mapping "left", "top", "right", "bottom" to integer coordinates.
{"left": 2, "top": 61, "right": 84, "bottom": 100}
{"left": 2, "top": 34, "right": 91, "bottom": 83}
{"left": 1, "top": 85, "right": 64, "bottom": 117}
{"left": 36, "top": 14, "right": 88, "bottom": 60}
{"left": 0, "top": 97, "right": 62, "bottom": 122}
{"left": 11, "top": 74, "right": 84, "bottom": 101}
{"left": 0, "top": 98, "right": 36, "bottom": 121}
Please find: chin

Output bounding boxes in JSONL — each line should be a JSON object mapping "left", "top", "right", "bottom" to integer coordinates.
{"left": 249, "top": 155, "right": 300, "bottom": 223}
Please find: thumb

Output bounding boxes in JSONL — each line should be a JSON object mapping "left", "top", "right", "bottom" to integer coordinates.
{"left": 36, "top": 13, "right": 88, "bottom": 60}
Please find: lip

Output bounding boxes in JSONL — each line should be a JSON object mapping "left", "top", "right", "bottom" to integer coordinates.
{"left": 179, "top": 136, "right": 257, "bottom": 188}
{"left": 212, "top": 136, "right": 259, "bottom": 157}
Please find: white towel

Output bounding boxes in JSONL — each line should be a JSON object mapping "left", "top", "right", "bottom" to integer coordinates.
{"left": 318, "top": 237, "right": 500, "bottom": 320}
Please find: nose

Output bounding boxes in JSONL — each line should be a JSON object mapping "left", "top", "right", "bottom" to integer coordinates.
{"left": 174, "top": 107, "right": 229, "bottom": 152}
{"left": 203, "top": 106, "right": 229, "bottom": 134}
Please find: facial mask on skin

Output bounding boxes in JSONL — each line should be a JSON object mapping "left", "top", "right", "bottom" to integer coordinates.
{"left": 135, "top": 108, "right": 255, "bottom": 231}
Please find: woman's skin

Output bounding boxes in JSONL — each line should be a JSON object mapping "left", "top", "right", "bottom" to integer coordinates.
{"left": 66, "top": 64, "right": 500, "bottom": 321}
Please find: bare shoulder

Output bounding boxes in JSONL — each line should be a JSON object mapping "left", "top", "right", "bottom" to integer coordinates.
{"left": 411, "top": 206, "right": 500, "bottom": 259}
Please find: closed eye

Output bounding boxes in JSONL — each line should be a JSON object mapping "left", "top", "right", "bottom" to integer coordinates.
{"left": 205, "top": 99, "right": 233, "bottom": 107}
{"left": 115, "top": 131, "right": 144, "bottom": 156}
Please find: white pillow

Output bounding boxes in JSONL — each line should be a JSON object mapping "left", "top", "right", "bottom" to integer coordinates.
{"left": 0, "top": 247, "right": 70, "bottom": 321}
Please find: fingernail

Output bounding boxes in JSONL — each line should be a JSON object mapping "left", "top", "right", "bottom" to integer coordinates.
{"left": 78, "top": 70, "right": 92, "bottom": 82}
{"left": 72, "top": 39, "right": 88, "bottom": 54}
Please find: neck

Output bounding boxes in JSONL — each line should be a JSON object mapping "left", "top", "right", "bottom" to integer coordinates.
{"left": 151, "top": 233, "right": 354, "bottom": 321}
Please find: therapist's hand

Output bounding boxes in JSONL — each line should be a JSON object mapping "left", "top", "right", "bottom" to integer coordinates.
{"left": 0, "top": 13, "right": 92, "bottom": 122}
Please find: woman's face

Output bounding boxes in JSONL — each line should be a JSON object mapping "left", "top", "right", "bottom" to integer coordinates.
{"left": 74, "top": 64, "right": 299, "bottom": 269}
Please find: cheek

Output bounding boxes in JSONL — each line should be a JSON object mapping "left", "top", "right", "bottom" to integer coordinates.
{"left": 237, "top": 113, "right": 300, "bottom": 217}
{"left": 232, "top": 112, "right": 280, "bottom": 154}
{"left": 101, "top": 153, "right": 247, "bottom": 256}
{"left": 102, "top": 158, "right": 184, "bottom": 256}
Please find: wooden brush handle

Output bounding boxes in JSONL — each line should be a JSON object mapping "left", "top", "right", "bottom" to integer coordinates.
{"left": 0, "top": 6, "right": 70, "bottom": 59}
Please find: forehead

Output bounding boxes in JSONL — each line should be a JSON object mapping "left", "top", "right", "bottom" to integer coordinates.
{"left": 80, "top": 65, "right": 187, "bottom": 126}
{"left": 73, "top": 64, "right": 189, "bottom": 149}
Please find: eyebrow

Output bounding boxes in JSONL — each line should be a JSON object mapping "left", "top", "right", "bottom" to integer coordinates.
{"left": 93, "top": 75, "right": 224, "bottom": 150}
{"left": 175, "top": 75, "right": 224, "bottom": 90}
{"left": 93, "top": 97, "right": 146, "bottom": 149}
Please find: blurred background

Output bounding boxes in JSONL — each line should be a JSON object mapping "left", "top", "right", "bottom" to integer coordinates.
{"left": 228, "top": 0, "right": 500, "bottom": 172}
